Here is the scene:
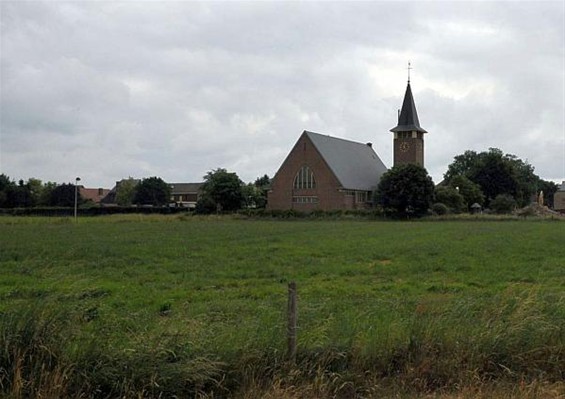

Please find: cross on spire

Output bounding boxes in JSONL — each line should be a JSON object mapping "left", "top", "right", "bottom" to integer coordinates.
{"left": 407, "top": 61, "right": 412, "bottom": 83}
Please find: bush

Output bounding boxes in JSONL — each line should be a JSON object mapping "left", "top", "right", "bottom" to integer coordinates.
{"left": 431, "top": 203, "right": 449, "bottom": 215}
{"left": 195, "top": 196, "right": 217, "bottom": 214}
{"left": 0, "top": 206, "right": 187, "bottom": 217}
{"left": 434, "top": 186, "right": 465, "bottom": 213}
{"left": 490, "top": 194, "right": 517, "bottom": 214}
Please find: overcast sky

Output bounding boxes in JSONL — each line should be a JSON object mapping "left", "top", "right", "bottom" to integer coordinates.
{"left": 1, "top": 1, "right": 564, "bottom": 188}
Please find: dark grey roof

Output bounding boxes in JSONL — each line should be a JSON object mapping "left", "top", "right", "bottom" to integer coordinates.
{"left": 169, "top": 182, "right": 204, "bottom": 194}
{"left": 305, "top": 131, "right": 388, "bottom": 191}
{"left": 390, "top": 82, "right": 427, "bottom": 133}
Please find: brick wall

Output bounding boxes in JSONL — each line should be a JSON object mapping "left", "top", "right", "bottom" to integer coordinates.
{"left": 393, "top": 133, "right": 424, "bottom": 167}
{"left": 268, "top": 134, "right": 365, "bottom": 211}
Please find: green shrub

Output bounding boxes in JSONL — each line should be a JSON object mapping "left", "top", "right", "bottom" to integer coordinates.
{"left": 431, "top": 202, "right": 449, "bottom": 215}
{"left": 434, "top": 186, "right": 465, "bottom": 213}
{"left": 490, "top": 194, "right": 517, "bottom": 214}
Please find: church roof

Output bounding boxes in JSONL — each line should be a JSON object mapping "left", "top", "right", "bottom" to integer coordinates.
{"left": 390, "top": 82, "right": 427, "bottom": 133}
{"left": 305, "top": 131, "right": 388, "bottom": 191}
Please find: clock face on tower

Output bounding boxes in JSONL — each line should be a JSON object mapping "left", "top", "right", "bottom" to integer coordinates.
{"left": 399, "top": 141, "right": 410, "bottom": 152}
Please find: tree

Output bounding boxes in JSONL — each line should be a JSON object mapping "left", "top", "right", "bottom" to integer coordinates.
{"left": 39, "top": 182, "right": 57, "bottom": 206}
{"left": 446, "top": 175, "right": 485, "bottom": 210}
{"left": 9, "top": 180, "right": 33, "bottom": 208}
{"left": 49, "top": 183, "right": 81, "bottom": 207}
{"left": 444, "top": 148, "right": 539, "bottom": 207}
{"left": 490, "top": 194, "right": 517, "bottom": 214}
{"left": 194, "top": 195, "right": 216, "bottom": 214}
{"left": 254, "top": 174, "right": 271, "bottom": 188}
{"left": 376, "top": 164, "right": 435, "bottom": 218}
{"left": 196, "top": 168, "right": 244, "bottom": 213}
{"left": 507, "top": 154, "right": 539, "bottom": 207}
{"left": 244, "top": 174, "right": 271, "bottom": 209}
{"left": 0, "top": 174, "right": 12, "bottom": 192}
{"left": 0, "top": 177, "right": 80, "bottom": 208}
{"left": 242, "top": 183, "right": 266, "bottom": 209}
{"left": 115, "top": 177, "right": 139, "bottom": 206}
{"left": 26, "top": 178, "right": 44, "bottom": 207}
{"left": 0, "top": 174, "right": 15, "bottom": 208}
{"left": 133, "top": 177, "right": 171, "bottom": 206}
{"left": 434, "top": 186, "right": 465, "bottom": 213}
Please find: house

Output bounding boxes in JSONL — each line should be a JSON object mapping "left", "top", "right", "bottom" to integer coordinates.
{"left": 169, "top": 183, "right": 203, "bottom": 208}
{"left": 267, "top": 78, "right": 427, "bottom": 211}
{"left": 267, "top": 131, "right": 388, "bottom": 211}
{"left": 554, "top": 181, "right": 565, "bottom": 212}
{"left": 100, "top": 179, "right": 140, "bottom": 206}
{"left": 79, "top": 187, "right": 111, "bottom": 204}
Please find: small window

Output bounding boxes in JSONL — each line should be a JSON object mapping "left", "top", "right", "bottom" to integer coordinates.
{"left": 293, "top": 166, "right": 316, "bottom": 189}
{"left": 355, "top": 191, "right": 365, "bottom": 203}
{"left": 355, "top": 191, "right": 370, "bottom": 203}
{"left": 292, "top": 196, "right": 319, "bottom": 204}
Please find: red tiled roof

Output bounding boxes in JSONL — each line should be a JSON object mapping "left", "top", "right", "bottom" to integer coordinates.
{"left": 80, "top": 187, "right": 111, "bottom": 203}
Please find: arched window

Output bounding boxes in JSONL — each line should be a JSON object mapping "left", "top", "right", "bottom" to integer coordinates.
{"left": 293, "top": 166, "right": 316, "bottom": 189}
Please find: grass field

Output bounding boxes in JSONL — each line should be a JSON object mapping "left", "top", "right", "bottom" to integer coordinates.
{"left": 0, "top": 215, "right": 564, "bottom": 398}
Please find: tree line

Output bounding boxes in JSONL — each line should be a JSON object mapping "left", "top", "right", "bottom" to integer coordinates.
{"left": 0, "top": 172, "right": 271, "bottom": 211}
{"left": 1, "top": 147, "right": 558, "bottom": 216}
{"left": 0, "top": 176, "right": 78, "bottom": 208}
{"left": 376, "top": 148, "right": 558, "bottom": 217}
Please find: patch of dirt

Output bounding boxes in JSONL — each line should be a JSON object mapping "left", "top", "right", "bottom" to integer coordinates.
{"left": 515, "top": 203, "right": 565, "bottom": 218}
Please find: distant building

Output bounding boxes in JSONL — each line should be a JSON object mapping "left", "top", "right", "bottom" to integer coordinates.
{"left": 554, "top": 181, "right": 565, "bottom": 212}
{"left": 79, "top": 187, "right": 111, "bottom": 204}
{"left": 100, "top": 179, "right": 140, "bottom": 206}
{"left": 390, "top": 81, "right": 427, "bottom": 167}
{"left": 267, "top": 77, "right": 428, "bottom": 211}
{"left": 267, "top": 131, "right": 387, "bottom": 211}
{"left": 169, "top": 183, "right": 203, "bottom": 208}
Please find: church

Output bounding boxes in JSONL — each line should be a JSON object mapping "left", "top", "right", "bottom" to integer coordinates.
{"left": 267, "top": 77, "right": 427, "bottom": 211}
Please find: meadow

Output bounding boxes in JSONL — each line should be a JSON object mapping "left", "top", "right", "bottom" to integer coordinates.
{"left": 0, "top": 215, "right": 564, "bottom": 398}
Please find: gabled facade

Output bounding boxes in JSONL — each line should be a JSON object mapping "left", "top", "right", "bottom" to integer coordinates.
{"left": 80, "top": 187, "right": 111, "bottom": 204}
{"left": 100, "top": 178, "right": 141, "bottom": 205}
{"left": 267, "top": 131, "right": 387, "bottom": 211}
{"left": 169, "top": 183, "right": 203, "bottom": 208}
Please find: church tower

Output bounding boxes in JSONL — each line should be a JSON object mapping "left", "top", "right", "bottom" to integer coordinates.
{"left": 390, "top": 67, "right": 427, "bottom": 167}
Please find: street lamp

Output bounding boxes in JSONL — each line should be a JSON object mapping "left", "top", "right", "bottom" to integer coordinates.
{"left": 74, "top": 177, "right": 81, "bottom": 221}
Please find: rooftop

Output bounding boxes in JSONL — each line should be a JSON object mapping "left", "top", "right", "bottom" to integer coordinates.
{"left": 305, "top": 130, "right": 388, "bottom": 191}
{"left": 169, "top": 183, "right": 204, "bottom": 194}
{"left": 390, "top": 82, "right": 427, "bottom": 134}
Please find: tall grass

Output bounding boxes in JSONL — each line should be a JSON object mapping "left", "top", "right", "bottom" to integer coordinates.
{"left": 0, "top": 306, "right": 75, "bottom": 397}
{"left": 1, "top": 286, "right": 562, "bottom": 397}
{"left": 0, "top": 217, "right": 563, "bottom": 397}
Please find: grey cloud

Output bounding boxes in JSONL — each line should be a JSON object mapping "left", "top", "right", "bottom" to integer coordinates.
{"left": 1, "top": 1, "right": 563, "bottom": 187}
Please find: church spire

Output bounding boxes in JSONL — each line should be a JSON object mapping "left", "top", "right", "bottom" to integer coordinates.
{"left": 390, "top": 66, "right": 427, "bottom": 134}
{"left": 390, "top": 65, "right": 427, "bottom": 167}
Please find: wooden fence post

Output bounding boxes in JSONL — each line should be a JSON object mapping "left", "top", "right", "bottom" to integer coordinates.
{"left": 287, "top": 281, "right": 297, "bottom": 363}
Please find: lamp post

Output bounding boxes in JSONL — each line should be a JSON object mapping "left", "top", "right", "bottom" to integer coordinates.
{"left": 74, "top": 177, "right": 81, "bottom": 221}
